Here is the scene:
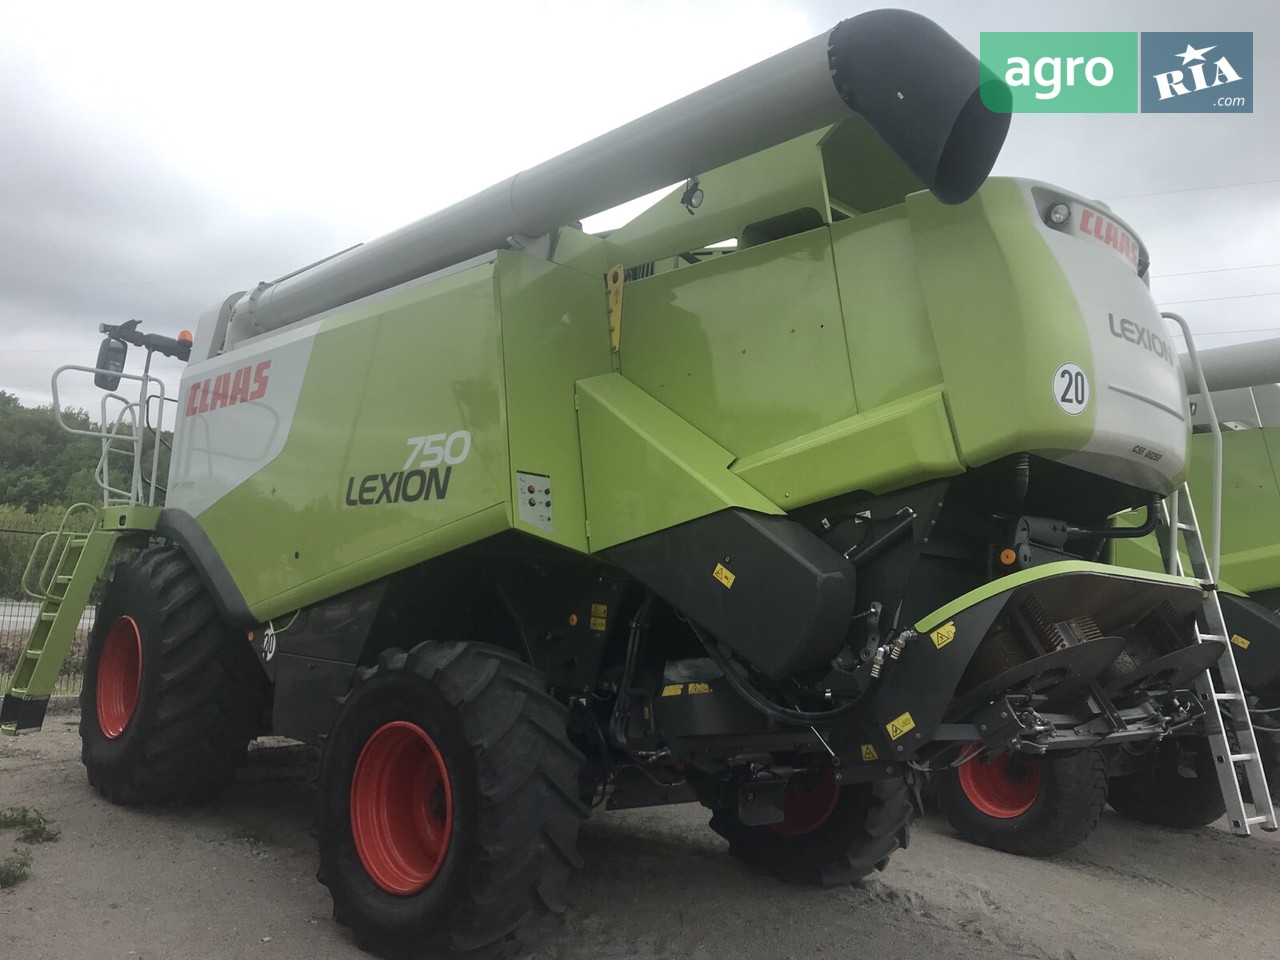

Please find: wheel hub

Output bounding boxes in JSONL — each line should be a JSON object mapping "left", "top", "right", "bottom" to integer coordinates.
{"left": 771, "top": 764, "right": 841, "bottom": 836}
{"left": 958, "top": 751, "right": 1042, "bottom": 819}
{"left": 350, "top": 720, "right": 453, "bottom": 895}
{"left": 96, "top": 616, "right": 142, "bottom": 739}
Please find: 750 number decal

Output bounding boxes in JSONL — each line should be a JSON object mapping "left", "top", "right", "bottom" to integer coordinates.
{"left": 403, "top": 431, "right": 472, "bottom": 470}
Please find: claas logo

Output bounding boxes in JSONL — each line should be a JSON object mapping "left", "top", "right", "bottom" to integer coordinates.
{"left": 185, "top": 360, "right": 271, "bottom": 415}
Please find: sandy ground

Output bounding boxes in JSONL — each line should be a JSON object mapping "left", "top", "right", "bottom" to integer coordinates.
{"left": 3, "top": 711, "right": 1278, "bottom": 960}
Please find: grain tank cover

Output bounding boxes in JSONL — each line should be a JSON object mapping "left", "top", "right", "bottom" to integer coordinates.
{"left": 218, "top": 9, "right": 1009, "bottom": 351}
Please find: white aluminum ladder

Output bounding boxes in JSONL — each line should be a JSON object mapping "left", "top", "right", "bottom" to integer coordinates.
{"left": 1159, "top": 311, "right": 1276, "bottom": 835}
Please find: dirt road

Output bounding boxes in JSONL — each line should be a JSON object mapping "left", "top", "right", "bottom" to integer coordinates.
{"left": 3, "top": 712, "right": 1278, "bottom": 960}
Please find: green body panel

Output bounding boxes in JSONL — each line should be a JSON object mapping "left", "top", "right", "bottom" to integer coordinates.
{"left": 619, "top": 227, "right": 859, "bottom": 458}
{"left": 1116, "top": 429, "right": 1280, "bottom": 593}
{"left": 575, "top": 373, "right": 782, "bottom": 551}
{"left": 1200, "top": 429, "right": 1280, "bottom": 592}
{"left": 913, "top": 559, "right": 1202, "bottom": 634}
{"left": 908, "top": 178, "right": 1094, "bottom": 467}
{"left": 196, "top": 263, "right": 513, "bottom": 619}
{"left": 549, "top": 226, "right": 611, "bottom": 277}
{"left": 830, "top": 207, "right": 942, "bottom": 412}
{"left": 497, "top": 251, "right": 615, "bottom": 552}
{"left": 732, "top": 387, "right": 961, "bottom": 506}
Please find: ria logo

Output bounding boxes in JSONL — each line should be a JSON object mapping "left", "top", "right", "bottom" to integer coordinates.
{"left": 1141, "top": 33, "right": 1252, "bottom": 113}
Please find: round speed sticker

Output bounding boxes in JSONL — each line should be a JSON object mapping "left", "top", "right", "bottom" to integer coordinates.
{"left": 1053, "top": 362, "right": 1089, "bottom": 415}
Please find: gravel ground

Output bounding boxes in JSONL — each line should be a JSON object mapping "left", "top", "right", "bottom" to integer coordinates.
{"left": 3, "top": 712, "right": 1278, "bottom": 960}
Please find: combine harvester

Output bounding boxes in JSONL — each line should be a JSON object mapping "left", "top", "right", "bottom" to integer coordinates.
{"left": 3, "top": 10, "right": 1273, "bottom": 953}
{"left": 936, "top": 332, "right": 1280, "bottom": 852}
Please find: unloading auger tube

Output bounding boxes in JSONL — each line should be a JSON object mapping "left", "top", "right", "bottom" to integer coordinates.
{"left": 218, "top": 9, "right": 1009, "bottom": 353}
{"left": 1180, "top": 335, "right": 1280, "bottom": 394}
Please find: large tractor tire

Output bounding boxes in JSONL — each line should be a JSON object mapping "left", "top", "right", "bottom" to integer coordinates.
{"left": 79, "top": 545, "right": 269, "bottom": 804}
{"left": 709, "top": 766, "right": 914, "bottom": 885}
{"left": 1107, "top": 737, "right": 1225, "bottom": 828}
{"left": 935, "top": 749, "right": 1106, "bottom": 857}
{"left": 315, "top": 642, "right": 588, "bottom": 956}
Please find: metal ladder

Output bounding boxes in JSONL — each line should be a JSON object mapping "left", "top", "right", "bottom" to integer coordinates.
{"left": 1, "top": 358, "right": 169, "bottom": 735}
{"left": 1158, "top": 491, "right": 1276, "bottom": 833}
{"left": 0, "top": 505, "right": 121, "bottom": 735}
{"left": 1158, "top": 311, "right": 1276, "bottom": 834}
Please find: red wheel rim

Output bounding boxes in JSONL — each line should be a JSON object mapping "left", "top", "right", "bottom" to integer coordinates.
{"left": 958, "top": 751, "right": 1042, "bottom": 819}
{"left": 350, "top": 720, "right": 453, "bottom": 895}
{"left": 772, "top": 765, "right": 841, "bottom": 836}
{"left": 96, "top": 616, "right": 141, "bottom": 739}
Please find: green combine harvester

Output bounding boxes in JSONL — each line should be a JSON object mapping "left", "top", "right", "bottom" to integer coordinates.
{"left": 3, "top": 9, "right": 1273, "bottom": 953}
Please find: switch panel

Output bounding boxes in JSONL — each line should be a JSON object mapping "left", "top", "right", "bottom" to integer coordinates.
{"left": 516, "top": 471, "right": 553, "bottom": 532}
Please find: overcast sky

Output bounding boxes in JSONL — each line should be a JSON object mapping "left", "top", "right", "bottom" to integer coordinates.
{"left": 1, "top": 0, "right": 1277, "bottom": 417}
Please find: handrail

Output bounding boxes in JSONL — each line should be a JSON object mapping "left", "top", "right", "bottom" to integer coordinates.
{"left": 1164, "top": 311, "right": 1220, "bottom": 581}
{"left": 50, "top": 365, "right": 167, "bottom": 508}
{"left": 20, "top": 502, "right": 98, "bottom": 600}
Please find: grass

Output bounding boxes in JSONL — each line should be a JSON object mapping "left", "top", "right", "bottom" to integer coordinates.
{"left": 0, "top": 848, "right": 33, "bottom": 888}
{"left": 0, "top": 807, "right": 61, "bottom": 844}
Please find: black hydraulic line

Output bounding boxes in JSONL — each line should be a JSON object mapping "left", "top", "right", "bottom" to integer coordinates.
{"left": 845, "top": 509, "right": 915, "bottom": 565}
{"left": 689, "top": 621, "right": 867, "bottom": 725}
{"left": 1066, "top": 496, "right": 1158, "bottom": 541}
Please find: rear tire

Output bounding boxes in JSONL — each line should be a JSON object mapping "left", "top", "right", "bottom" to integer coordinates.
{"left": 79, "top": 545, "right": 268, "bottom": 804}
{"left": 1107, "top": 737, "right": 1225, "bottom": 828}
{"left": 935, "top": 749, "right": 1106, "bottom": 857}
{"left": 709, "top": 771, "right": 914, "bottom": 885}
{"left": 316, "top": 642, "right": 587, "bottom": 955}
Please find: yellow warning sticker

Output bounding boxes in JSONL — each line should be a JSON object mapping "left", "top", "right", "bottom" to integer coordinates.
{"left": 590, "top": 615, "right": 607, "bottom": 631}
{"left": 713, "top": 563, "right": 736, "bottom": 588}
{"left": 591, "top": 603, "right": 608, "bottom": 618}
{"left": 661, "top": 684, "right": 684, "bottom": 697}
{"left": 861, "top": 744, "right": 879, "bottom": 761}
{"left": 930, "top": 621, "right": 956, "bottom": 649}
{"left": 687, "top": 682, "right": 712, "bottom": 695}
{"left": 1231, "top": 633, "right": 1251, "bottom": 650}
{"left": 886, "top": 711, "right": 916, "bottom": 740}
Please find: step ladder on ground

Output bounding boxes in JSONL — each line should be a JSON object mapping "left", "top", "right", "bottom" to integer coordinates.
{"left": 1159, "top": 310, "right": 1277, "bottom": 835}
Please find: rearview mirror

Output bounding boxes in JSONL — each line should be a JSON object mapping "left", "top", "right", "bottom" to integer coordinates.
{"left": 94, "top": 337, "right": 127, "bottom": 390}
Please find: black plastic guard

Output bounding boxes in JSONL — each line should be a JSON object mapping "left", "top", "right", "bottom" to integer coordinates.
{"left": 1220, "top": 592, "right": 1280, "bottom": 694}
{"left": 605, "top": 509, "right": 857, "bottom": 680}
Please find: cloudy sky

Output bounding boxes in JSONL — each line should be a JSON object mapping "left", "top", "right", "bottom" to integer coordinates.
{"left": 1, "top": 0, "right": 1277, "bottom": 416}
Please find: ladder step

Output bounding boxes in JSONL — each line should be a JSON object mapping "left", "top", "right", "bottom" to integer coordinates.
{"left": 1246, "top": 815, "right": 1272, "bottom": 826}
{"left": 55, "top": 575, "right": 73, "bottom": 584}
{"left": 1197, "top": 632, "right": 1226, "bottom": 642}
{"left": 1213, "top": 692, "right": 1246, "bottom": 702}
{"left": 23, "top": 649, "right": 42, "bottom": 661}
{"left": 1229, "top": 753, "right": 1259, "bottom": 763}
{"left": 1176, "top": 522, "right": 1196, "bottom": 531}
{"left": 39, "top": 611, "right": 58, "bottom": 622}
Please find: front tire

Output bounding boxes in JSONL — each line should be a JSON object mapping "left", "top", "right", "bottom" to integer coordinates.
{"left": 316, "top": 642, "right": 587, "bottom": 955}
{"left": 79, "top": 545, "right": 268, "bottom": 804}
{"left": 1107, "top": 737, "right": 1225, "bottom": 828}
{"left": 709, "top": 768, "right": 914, "bottom": 885}
{"left": 935, "top": 749, "right": 1106, "bottom": 857}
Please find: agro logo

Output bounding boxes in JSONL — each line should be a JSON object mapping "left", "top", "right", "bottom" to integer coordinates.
{"left": 344, "top": 430, "right": 472, "bottom": 507}
{"left": 1108, "top": 313, "right": 1176, "bottom": 367}
{"left": 1140, "top": 33, "right": 1252, "bottom": 113}
{"left": 185, "top": 360, "right": 270, "bottom": 415}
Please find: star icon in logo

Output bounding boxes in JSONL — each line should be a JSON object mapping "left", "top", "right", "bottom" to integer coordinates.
{"left": 1176, "top": 43, "right": 1216, "bottom": 65}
